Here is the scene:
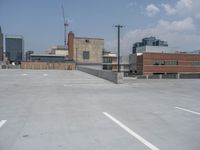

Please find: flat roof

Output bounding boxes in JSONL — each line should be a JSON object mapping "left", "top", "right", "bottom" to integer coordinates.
{"left": 136, "top": 46, "right": 181, "bottom": 53}
{"left": 0, "top": 69, "right": 200, "bottom": 150}
{"left": 143, "top": 52, "right": 200, "bottom": 56}
{"left": 5, "top": 35, "right": 23, "bottom": 39}
{"left": 75, "top": 37, "right": 104, "bottom": 40}
{"left": 30, "top": 54, "right": 66, "bottom": 57}
{"left": 103, "top": 55, "right": 117, "bottom": 58}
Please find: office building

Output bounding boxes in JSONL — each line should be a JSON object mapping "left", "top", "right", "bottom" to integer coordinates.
{"left": 68, "top": 31, "right": 104, "bottom": 65}
{"left": 142, "top": 37, "right": 156, "bottom": 46}
{"left": 0, "top": 26, "right": 3, "bottom": 61}
{"left": 25, "top": 51, "right": 34, "bottom": 61}
{"left": 5, "top": 35, "right": 24, "bottom": 63}
{"left": 102, "top": 50, "right": 130, "bottom": 75}
{"left": 136, "top": 46, "right": 179, "bottom": 54}
{"left": 132, "top": 37, "right": 168, "bottom": 54}
{"left": 137, "top": 52, "right": 200, "bottom": 75}
{"left": 191, "top": 50, "right": 200, "bottom": 54}
{"left": 132, "top": 42, "right": 143, "bottom": 54}
{"left": 48, "top": 45, "right": 68, "bottom": 56}
{"left": 102, "top": 50, "right": 117, "bottom": 70}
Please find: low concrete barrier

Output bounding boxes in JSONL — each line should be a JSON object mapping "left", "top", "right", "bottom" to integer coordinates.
{"left": 180, "top": 73, "right": 200, "bottom": 79}
{"left": 0, "top": 64, "right": 20, "bottom": 69}
{"left": 137, "top": 75, "right": 147, "bottom": 79}
{"left": 77, "top": 66, "right": 124, "bottom": 84}
{"left": 21, "top": 62, "right": 75, "bottom": 70}
{"left": 137, "top": 73, "right": 200, "bottom": 79}
{"left": 162, "top": 74, "right": 178, "bottom": 79}
{"left": 148, "top": 75, "right": 160, "bottom": 79}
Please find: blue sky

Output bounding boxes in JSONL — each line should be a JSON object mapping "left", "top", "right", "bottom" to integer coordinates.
{"left": 0, "top": 0, "right": 200, "bottom": 54}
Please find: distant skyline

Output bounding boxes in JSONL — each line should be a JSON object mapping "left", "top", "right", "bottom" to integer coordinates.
{"left": 0, "top": 0, "right": 200, "bottom": 55}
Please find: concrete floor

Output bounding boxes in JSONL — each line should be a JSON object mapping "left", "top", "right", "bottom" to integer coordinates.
{"left": 0, "top": 69, "right": 200, "bottom": 150}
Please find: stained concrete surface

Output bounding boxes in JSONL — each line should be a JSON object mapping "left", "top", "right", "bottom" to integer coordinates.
{"left": 0, "top": 69, "right": 200, "bottom": 150}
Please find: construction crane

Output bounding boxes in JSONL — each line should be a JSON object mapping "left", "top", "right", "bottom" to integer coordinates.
{"left": 61, "top": 5, "right": 69, "bottom": 46}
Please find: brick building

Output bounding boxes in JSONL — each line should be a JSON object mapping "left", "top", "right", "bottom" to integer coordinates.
{"left": 68, "top": 31, "right": 104, "bottom": 65}
{"left": 137, "top": 52, "right": 200, "bottom": 75}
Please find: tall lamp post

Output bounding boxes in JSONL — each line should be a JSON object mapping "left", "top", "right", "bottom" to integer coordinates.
{"left": 76, "top": 48, "right": 78, "bottom": 69}
{"left": 114, "top": 25, "right": 124, "bottom": 72}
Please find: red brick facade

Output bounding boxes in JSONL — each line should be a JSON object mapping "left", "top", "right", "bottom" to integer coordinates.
{"left": 68, "top": 31, "right": 74, "bottom": 59}
{"left": 137, "top": 52, "right": 200, "bottom": 75}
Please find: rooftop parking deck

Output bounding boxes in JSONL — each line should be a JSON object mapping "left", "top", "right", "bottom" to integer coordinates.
{"left": 0, "top": 69, "right": 200, "bottom": 150}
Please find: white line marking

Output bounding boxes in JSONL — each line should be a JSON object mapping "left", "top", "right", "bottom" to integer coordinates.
{"left": 175, "top": 107, "right": 200, "bottom": 116}
{"left": 43, "top": 74, "right": 48, "bottom": 76}
{"left": 21, "top": 73, "right": 28, "bottom": 76}
{"left": 0, "top": 120, "right": 7, "bottom": 128}
{"left": 103, "top": 112, "right": 160, "bottom": 150}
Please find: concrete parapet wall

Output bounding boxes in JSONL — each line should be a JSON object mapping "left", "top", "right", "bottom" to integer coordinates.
{"left": 148, "top": 75, "right": 160, "bottom": 79}
{"left": 137, "top": 73, "right": 200, "bottom": 79}
{"left": 0, "top": 63, "right": 20, "bottom": 69}
{"left": 77, "top": 66, "right": 123, "bottom": 84}
{"left": 180, "top": 73, "right": 200, "bottom": 79}
{"left": 21, "top": 62, "right": 75, "bottom": 70}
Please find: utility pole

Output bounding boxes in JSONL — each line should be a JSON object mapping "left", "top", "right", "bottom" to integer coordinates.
{"left": 114, "top": 25, "right": 124, "bottom": 72}
{"left": 76, "top": 48, "right": 78, "bottom": 69}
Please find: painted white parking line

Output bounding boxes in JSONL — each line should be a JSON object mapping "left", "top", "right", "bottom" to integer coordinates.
{"left": 103, "top": 112, "right": 160, "bottom": 150}
{"left": 175, "top": 107, "right": 200, "bottom": 116}
{"left": 43, "top": 74, "right": 48, "bottom": 76}
{"left": 0, "top": 120, "right": 7, "bottom": 128}
{"left": 21, "top": 73, "right": 28, "bottom": 76}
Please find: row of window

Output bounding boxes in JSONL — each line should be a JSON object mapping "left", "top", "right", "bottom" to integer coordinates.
{"left": 192, "top": 61, "right": 200, "bottom": 66}
{"left": 153, "top": 60, "right": 178, "bottom": 66}
{"left": 153, "top": 60, "right": 200, "bottom": 66}
{"left": 103, "top": 57, "right": 112, "bottom": 63}
{"left": 103, "top": 65, "right": 112, "bottom": 70}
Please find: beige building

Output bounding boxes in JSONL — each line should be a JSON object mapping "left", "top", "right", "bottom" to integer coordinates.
{"left": 102, "top": 50, "right": 130, "bottom": 74}
{"left": 48, "top": 45, "right": 68, "bottom": 56}
{"left": 102, "top": 50, "right": 117, "bottom": 70}
{"left": 68, "top": 32, "right": 104, "bottom": 65}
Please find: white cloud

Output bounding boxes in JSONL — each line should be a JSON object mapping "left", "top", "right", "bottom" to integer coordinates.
{"left": 127, "top": 1, "right": 137, "bottom": 8}
{"left": 177, "top": 0, "right": 192, "bottom": 9}
{"left": 106, "top": 18, "right": 199, "bottom": 55}
{"left": 195, "top": 13, "right": 200, "bottom": 19}
{"left": 145, "top": 4, "right": 160, "bottom": 17}
{"left": 162, "top": 0, "right": 200, "bottom": 17}
{"left": 161, "top": 4, "right": 176, "bottom": 15}
{"left": 157, "top": 17, "right": 195, "bottom": 32}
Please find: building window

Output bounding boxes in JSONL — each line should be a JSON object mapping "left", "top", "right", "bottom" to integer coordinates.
{"left": 103, "top": 65, "right": 112, "bottom": 70}
{"left": 165, "top": 60, "right": 178, "bottom": 65}
{"left": 192, "top": 61, "right": 200, "bottom": 66}
{"left": 83, "top": 51, "right": 89, "bottom": 59}
{"left": 153, "top": 60, "right": 164, "bottom": 65}
{"left": 103, "top": 57, "right": 112, "bottom": 63}
{"left": 153, "top": 60, "right": 178, "bottom": 66}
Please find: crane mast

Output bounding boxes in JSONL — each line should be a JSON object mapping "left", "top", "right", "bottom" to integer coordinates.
{"left": 61, "top": 5, "right": 68, "bottom": 46}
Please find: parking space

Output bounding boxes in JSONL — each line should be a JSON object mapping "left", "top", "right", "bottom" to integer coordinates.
{"left": 0, "top": 70, "right": 200, "bottom": 150}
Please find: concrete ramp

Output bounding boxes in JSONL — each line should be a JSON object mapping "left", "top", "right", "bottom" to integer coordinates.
{"left": 77, "top": 66, "right": 124, "bottom": 84}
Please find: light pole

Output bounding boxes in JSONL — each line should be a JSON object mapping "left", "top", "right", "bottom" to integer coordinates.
{"left": 76, "top": 48, "right": 78, "bottom": 69}
{"left": 114, "top": 25, "right": 124, "bottom": 72}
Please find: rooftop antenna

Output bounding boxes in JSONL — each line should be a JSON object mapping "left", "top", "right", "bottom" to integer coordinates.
{"left": 61, "top": 4, "right": 69, "bottom": 46}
